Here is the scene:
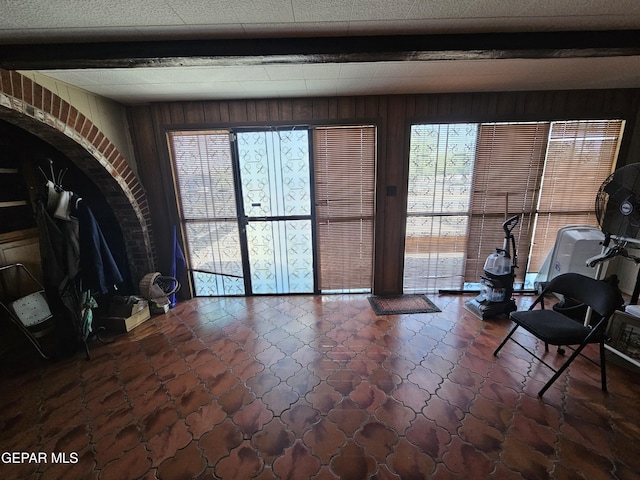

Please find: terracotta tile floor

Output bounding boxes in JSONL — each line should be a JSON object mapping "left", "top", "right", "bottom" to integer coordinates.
{"left": 2, "top": 294, "right": 640, "bottom": 479}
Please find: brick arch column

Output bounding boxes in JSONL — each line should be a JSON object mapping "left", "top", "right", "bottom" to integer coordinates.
{"left": 0, "top": 69, "right": 155, "bottom": 286}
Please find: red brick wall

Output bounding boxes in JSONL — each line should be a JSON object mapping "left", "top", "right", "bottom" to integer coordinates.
{"left": 0, "top": 69, "right": 155, "bottom": 287}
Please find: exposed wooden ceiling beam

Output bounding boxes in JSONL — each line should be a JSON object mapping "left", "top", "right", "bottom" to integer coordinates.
{"left": 1, "top": 30, "right": 639, "bottom": 70}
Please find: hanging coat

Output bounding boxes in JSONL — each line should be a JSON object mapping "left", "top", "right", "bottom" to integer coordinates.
{"left": 76, "top": 201, "right": 123, "bottom": 295}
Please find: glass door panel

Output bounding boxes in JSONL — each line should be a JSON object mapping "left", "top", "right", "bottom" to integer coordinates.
{"left": 246, "top": 220, "right": 313, "bottom": 294}
{"left": 237, "top": 130, "right": 311, "bottom": 218}
{"left": 186, "top": 221, "right": 245, "bottom": 296}
{"left": 237, "top": 129, "right": 314, "bottom": 294}
{"left": 168, "top": 131, "right": 246, "bottom": 296}
{"left": 403, "top": 123, "right": 478, "bottom": 293}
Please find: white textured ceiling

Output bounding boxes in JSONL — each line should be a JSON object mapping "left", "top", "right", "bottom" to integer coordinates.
{"left": 3, "top": 0, "right": 640, "bottom": 104}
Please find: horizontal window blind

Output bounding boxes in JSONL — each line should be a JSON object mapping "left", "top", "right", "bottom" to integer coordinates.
{"left": 407, "top": 119, "right": 624, "bottom": 292}
{"left": 529, "top": 120, "right": 624, "bottom": 272}
{"left": 466, "top": 122, "right": 549, "bottom": 283}
{"left": 404, "top": 123, "right": 477, "bottom": 292}
{"left": 168, "top": 131, "right": 246, "bottom": 296}
{"left": 169, "top": 131, "right": 238, "bottom": 220}
{"left": 313, "top": 126, "right": 376, "bottom": 292}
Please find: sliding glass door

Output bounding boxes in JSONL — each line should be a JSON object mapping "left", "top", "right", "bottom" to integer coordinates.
{"left": 168, "top": 128, "right": 313, "bottom": 295}
{"left": 236, "top": 129, "right": 314, "bottom": 294}
{"left": 169, "top": 125, "right": 377, "bottom": 296}
{"left": 169, "top": 131, "right": 246, "bottom": 296}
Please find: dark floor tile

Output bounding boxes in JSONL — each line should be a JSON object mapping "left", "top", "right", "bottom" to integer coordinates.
{"left": 198, "top": 418, "right": 243, "bottom": 465}
{"left": 218, "top": 382, "right": 255, "bottom": 415}
{"left": 354, "top": 421, "right": 398, "bottom": 462}
{"left": 327, "top": 397, "right": 368, "bottom": 436}
{"left": 500, "top": 436, "right": 554, "bottom": 480}
{"left": 147, "top": 419, "right": 192, "bottom": 467}
{"left": 458, "top": 413, "right": 504, "bottom": 459}
{"left": 156, "top": 442, "right": 207, "bottom": 480}
{"left": 140, "top": 403, "right": 179, "bottom": 441}
{"left": 273, "top": 440, "right": 321, "bottom": 479}
{"left": 441, "top": 435, "right": 494, "bottom": 478}
{"left": 233, "top": 399, "right": 273, "bottom": 436}
{"left": 262, "top": 383, "right": 299, "bottom": 416}
{"left": 99, "top": 443, "right": 151, "bottom": 480}
{"left": 94, "top": 423, "right": 141, "bottom": 467}
{"left": 215, "top": 441, "right": 263, "bottom": 480}
{"left": 406, "top": 415, "right": 451, "bottom": 461}
{"left": 251, "top": 417, "right": 294, "bottom": 463}
{"left": 281, "top": 402, "right": 321, "bottom": 437}
{"left": 303, "top": 417, "right": 347, "bottom": 464}
{"left": 185, "top": 401, "right": 226, "bottom": 440}
{"left": 305, "top": 381, "right": 340, "bottom": 414}
{"left": 387, "top": 438, "right": 436, "bottom": 478}
{"left": 2, "top": 294, "right": 640, "bottom": 479}
{"left": 329, "top": 440, "right": 377, "bottom": 480}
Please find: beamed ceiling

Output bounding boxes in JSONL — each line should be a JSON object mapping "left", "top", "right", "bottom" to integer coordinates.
{"left": 0, "top": 1, "right": 640, "bottom": 104}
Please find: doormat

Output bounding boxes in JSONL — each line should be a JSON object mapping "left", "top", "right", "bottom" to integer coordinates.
{"left": 368, "top": 294, "right": 441, "bottom": 315}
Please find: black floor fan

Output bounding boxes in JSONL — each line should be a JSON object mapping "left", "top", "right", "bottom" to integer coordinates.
{"left": 592, "top": 163, "right": 640, "bottom": 302}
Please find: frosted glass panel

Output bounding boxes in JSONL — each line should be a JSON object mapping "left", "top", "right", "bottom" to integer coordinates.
{"left": 246, "top": 220, "right": 314, "bottom": 294}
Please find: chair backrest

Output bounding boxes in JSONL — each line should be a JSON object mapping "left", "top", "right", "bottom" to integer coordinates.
{"left": 543, "top": 273, "right": 624, "bottom": 319}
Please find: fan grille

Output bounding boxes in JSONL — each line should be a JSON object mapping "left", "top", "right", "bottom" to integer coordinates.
{"left": 595, "top": 163, "right": 640, "bottom": 239}
{"left": 595, "top": 172, "right": 613, "bottom": 228}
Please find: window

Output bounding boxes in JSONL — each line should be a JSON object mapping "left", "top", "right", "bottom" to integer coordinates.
{"left": 168, "top": 125, "right": 376, "bottom": 297}
{"left": 529, "top": 120, "right": 623, "bottom": 272}
{"left": 168, "top": 130, "right": 245, "bottom": 296}
{"left": 404, "top": 119, "right": 624, "bottom": 293}
{"left": 404, "top": 124, "right": 478, "bottom": 292}
{"left": 314, "top": 126, "right": 376, "bottom": 293}
{"left": 466, "top": 122, "right": 549, "bottom": 284}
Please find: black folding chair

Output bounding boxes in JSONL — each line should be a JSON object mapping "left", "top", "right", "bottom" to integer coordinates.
{"left": 493, "top": 272, "right": 623, "bottom": 397}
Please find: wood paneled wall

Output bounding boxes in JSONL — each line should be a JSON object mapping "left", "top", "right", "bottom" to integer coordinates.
{"left": 128, "top": 89, "right": 640, "bottom": 296}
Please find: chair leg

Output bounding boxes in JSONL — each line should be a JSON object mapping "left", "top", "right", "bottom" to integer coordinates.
{"left": 538, "top": 342, "right": 590, "bottom": 397}
{"left": 600, "top": 341, "right": 607, "bottom": 392}
{"left": 494, "top": 324, "right": 519, "bottom": 356}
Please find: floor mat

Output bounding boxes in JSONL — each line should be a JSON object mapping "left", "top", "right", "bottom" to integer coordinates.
{"left": 368, "top": 294, "right": 441, "bottom": 315}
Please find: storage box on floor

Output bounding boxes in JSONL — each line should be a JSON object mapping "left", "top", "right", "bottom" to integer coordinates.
{"left": 103, "top": 297, "right": 151, "bottom": 333}
{"left": 606, "top": 305, "right": 640, "bottom": 374}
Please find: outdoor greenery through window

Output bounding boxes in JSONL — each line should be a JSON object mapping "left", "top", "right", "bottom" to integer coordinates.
{"left": 404, "top": 119, "right": 625, "bottom": 293}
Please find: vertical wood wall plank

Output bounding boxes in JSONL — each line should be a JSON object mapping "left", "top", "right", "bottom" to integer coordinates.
{"left": 127, "top": 89, "right": 640, "bottom": 297}
{"left": 337, "top": 97, "right": 356, "bottom": 119}
{"left": 292, "top": 99, "right": 313, "bottom": 119}
{"left": 219, "top": 102, "right": 230, "bottom": 123}
{"left": 168, "top": 104, "right": 185, "bottom": 124}
{"left": 268, "top": 100, "right": 280, "bottom": 121}
{"left": 254, "top": 100, "right": 269, "bottom": 122}
{"left": 203, "top": 102, "right": 221, "bottom": 124}
{"left": 280, "top": 99, "right": 293, "bottom": 122}
{"left": 184, "top": 102, "right": 205, "bottom": 124}
{"left": 229, "top": 101, "right": 248, "bottom": 123}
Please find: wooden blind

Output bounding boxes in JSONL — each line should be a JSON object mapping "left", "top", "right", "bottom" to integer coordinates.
{"left": 404, "top": 123, "right": 478, "bottom": 292}
{"left": 528, "top": 120, "right": 624, "bottom": 271}
{"left": 465, "top": 122, "right": 549, "bottom": 283}
{"left": 313, "top": 126, "right": 376, "bottom": 292}
{"left": 168, "top": 130, "right": 246, "bottom": 296}
{"left": 168, "top": 131, "right": 238, "bottom": 221}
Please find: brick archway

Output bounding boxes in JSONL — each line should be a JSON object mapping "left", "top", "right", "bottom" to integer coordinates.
{"left": 0, "top": 69, "right": 155, "bottom": 285}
